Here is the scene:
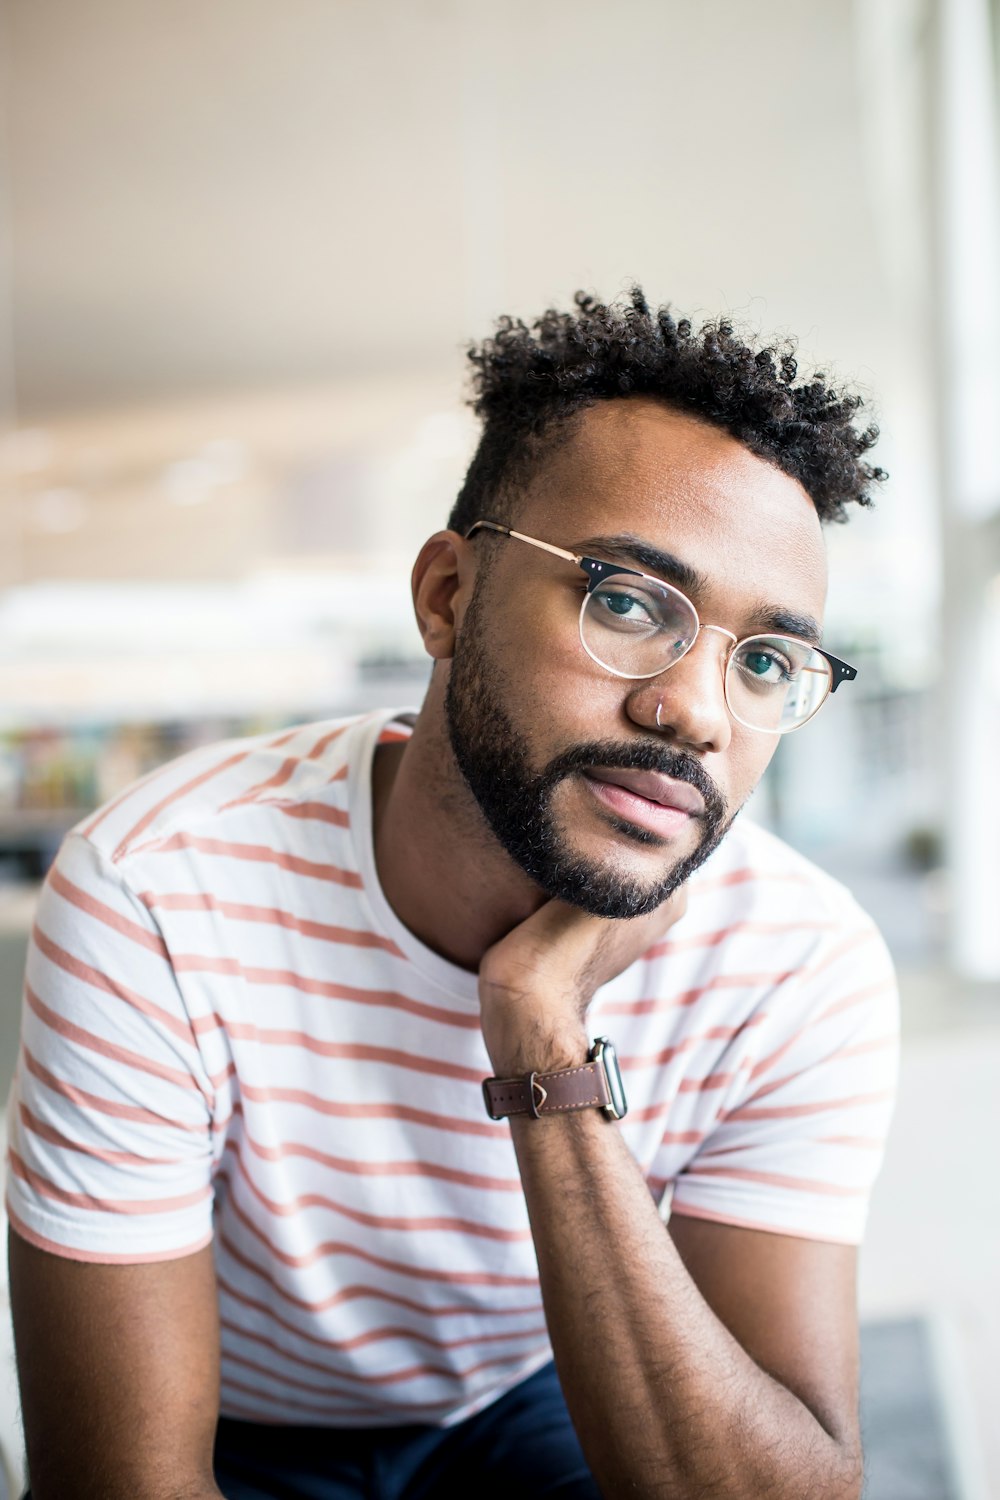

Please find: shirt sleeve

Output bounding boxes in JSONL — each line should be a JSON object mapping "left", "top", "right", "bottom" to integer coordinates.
{"left": 4, "top": 832, "right": 216, "bottom": 1263}
{"left": 666, "top": 913, "right": 900, "bottom": 1245}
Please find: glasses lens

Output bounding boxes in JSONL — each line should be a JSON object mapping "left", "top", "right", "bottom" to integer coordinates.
{"left": 725, "top": 635, "right": 832, "bottom": 733}
{"left": 581, "top": 575, "right": 699, "bottom": 677}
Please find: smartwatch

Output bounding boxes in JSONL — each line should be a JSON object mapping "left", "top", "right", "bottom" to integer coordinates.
{"left": 482, "top": 1036, "right": 628, "bottom": 1121}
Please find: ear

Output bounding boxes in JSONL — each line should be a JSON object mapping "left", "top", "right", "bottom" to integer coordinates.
{"left": 410, "top": 530, "right": 478, "bottom": 661}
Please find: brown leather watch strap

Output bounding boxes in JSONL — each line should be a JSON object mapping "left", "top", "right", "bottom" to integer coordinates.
{"left": 482, "top": 1059, "right": 611, "bottom": 1120}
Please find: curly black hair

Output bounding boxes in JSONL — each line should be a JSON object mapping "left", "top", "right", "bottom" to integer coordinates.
{"left": 447, "top": 287, "right": 885, "bottom": 535}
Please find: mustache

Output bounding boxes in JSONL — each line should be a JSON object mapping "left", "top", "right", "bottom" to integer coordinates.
{"left": 540, "top": 738, "right": 728, "bottom": 829}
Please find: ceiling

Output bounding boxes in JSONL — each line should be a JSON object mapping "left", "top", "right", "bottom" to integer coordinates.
{"left": 0, "top": 0, "right": 935, "bottom": 596}
{"left": 2, "top": 0, "right": 916, "bottom": 413}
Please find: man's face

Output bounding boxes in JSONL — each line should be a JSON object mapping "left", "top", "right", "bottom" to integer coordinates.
{"left": 444, "top": 400, "right": 828, "bottom": 918}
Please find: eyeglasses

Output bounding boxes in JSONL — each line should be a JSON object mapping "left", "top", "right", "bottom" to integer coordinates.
{"left": 465, "top": 519, "right": 857, "bottom": 735}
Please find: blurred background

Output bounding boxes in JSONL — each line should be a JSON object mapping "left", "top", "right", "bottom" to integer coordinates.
{"left": 0, "top": 1, "right": 997, "bottom": 1495}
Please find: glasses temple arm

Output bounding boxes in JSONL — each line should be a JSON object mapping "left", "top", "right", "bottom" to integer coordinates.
{"left": 465, "top": 520, "right": 581, "bottom": 566}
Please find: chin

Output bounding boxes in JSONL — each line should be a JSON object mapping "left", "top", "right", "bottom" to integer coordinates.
{"left": 530, "top": 837, "right": 689, "bottom": 920}
{"left": 533, "top": 801, "right": 735, "bottom": 919}
{"left": 539, "top": 864, "right": 681, "bottom": 920}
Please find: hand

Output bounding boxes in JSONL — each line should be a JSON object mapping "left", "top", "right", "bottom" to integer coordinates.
{"left": 479, "top": 886, "right": 688, "bottom": 1075}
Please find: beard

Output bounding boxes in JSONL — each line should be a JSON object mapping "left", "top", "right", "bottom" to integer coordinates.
{"left": 444, "top": 586, "right": 736, "bottom": 920}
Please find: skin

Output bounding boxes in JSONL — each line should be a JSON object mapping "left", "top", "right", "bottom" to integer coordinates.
{"left": 8, "top": 1235, "right": 223, "bottom": 1499}
{"left": 9, "top": 400, "right": 860, "bottom": 1499}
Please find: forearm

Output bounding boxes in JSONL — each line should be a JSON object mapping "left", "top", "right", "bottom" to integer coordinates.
{"left": 510, "top": 1107, "right": 860, "bottom": 1500}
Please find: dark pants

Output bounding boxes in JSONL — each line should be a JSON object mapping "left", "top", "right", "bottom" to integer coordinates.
{"left": 211, "top": 1361, "right": 601, "bottom": 1500}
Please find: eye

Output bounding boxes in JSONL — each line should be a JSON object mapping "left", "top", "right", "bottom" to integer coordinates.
{"left": 736, "top": 645, "right": 795, "bottom": 685}
{"left": 602, "top": 591, "right": 645, "bottom": 617}
{"left": 591, "top": 585, "right": 659, "bottom": 626}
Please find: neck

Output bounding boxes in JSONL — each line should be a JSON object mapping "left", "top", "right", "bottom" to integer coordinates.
{"left": 372, "top": 686, "right": 547, "bottom": 970}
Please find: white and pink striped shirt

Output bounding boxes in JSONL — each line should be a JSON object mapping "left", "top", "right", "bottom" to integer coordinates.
{"left": 4, "top": 708, "right": 899, "bottom": 1427}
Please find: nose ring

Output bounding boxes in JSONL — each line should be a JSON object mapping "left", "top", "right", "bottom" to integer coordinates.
{"left": 655, "top": 701, "right": 663, "bottom": 729}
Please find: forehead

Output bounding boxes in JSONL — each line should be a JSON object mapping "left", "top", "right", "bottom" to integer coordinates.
{"left": 515, "top": 398, "right": 828, "bottom": 615}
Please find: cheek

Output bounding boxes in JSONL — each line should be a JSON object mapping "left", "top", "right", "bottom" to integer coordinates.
{"left": 495, "top": 585, "right": 597, "bottom": 705}
{"left": 727, "top": 737, "right": 779, "bottom": 808}
{"left": 501, "top": 578, "right": 583, "bottom": 652}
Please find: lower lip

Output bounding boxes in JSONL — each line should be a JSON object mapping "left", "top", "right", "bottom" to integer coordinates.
{"left": 582, "top": 775, "right": 695, "bottom": 837}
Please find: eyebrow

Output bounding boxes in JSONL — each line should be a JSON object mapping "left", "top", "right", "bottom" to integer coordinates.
{"left": 576, "top": 532, "right": 824, "bottom": 647}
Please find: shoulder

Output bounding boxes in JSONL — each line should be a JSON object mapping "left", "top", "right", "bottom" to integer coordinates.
{"left": 687, "top": 814, "right": 873, "bottom": 931}
{"left": 664, "top": 814, "right": 894, "bottom": 1004}
{"left": 69, "top": 709, "right": 403, "bottom": 876}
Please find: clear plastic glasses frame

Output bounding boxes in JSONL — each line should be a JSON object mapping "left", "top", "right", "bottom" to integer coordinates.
{"left": 465, "top": 519, "right": 858, "bottom": 736}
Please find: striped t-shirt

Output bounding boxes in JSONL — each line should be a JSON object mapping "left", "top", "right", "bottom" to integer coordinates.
{"left": 4, "top": 707, "right": 899, "bottom": 1428}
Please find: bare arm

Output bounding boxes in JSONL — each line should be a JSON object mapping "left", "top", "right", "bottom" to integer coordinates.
{"left": 509, "top": 1108, "right": 862, "bottom": 1499}
{"left": 8, "top": 1227, "right": 223, "bottom": 1500}
{"left": 479, "top": 897, "right": 863, "bottom": 1500}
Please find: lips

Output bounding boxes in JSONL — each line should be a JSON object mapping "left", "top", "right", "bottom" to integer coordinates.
{"left": 582, "top": 766, "right": 705, "bottom": 818}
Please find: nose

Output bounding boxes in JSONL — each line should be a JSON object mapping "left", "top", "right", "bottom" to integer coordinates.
{"left": 626, "top": 625, "right": 734, "bottom": 753}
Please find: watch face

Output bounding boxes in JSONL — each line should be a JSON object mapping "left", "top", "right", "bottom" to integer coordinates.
{"left": 594, "top": 1036, "right": 628, "bottom": 1120}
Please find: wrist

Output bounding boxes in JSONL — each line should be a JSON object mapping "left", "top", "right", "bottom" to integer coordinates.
{"left": 483, "top": 1034, "right": 628, "bottom": 1122}
{"left": 483, "top": 1020, "right": 590, "bottom": 1079}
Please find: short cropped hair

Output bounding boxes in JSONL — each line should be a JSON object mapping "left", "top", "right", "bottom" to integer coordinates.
{"left": 448, "top": 286, "right": 885, "bottom": 535}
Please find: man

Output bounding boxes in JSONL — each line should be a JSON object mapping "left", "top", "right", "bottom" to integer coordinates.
{"left": 6, "top": 289, "right": 898, "bottom": 1499}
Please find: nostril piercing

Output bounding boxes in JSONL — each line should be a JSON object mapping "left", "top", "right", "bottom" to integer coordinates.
{"left": 655, "top": 701, "right": 663, "bottom": 729}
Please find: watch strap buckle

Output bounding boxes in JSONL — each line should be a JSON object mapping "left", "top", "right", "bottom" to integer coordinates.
{"left": 527, "top": 1072, "right": 548, "bottom": 1118}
